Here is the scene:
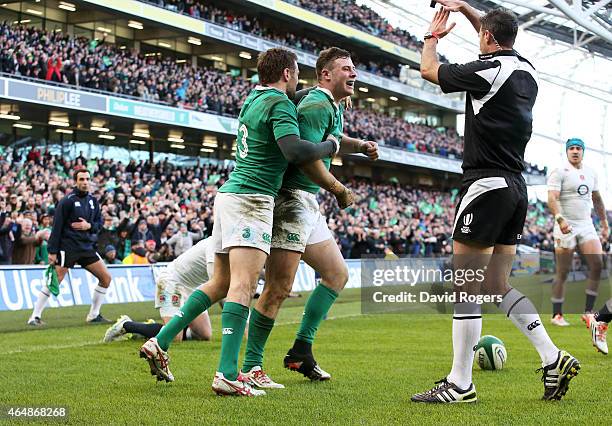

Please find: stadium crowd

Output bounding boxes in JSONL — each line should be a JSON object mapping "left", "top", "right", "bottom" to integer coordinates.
{"left": 320, "top": 178, "right": 567, "bottom": 258}
{"left": 143, "top": 0, "right": 443, "bottom": 78}
{"left": 344, "top": 109, "right": 464, "bottom": 159}
{"left": 0, "top": 150, "right": 568, "bottom": 266}
{"left": 286, "top": 0, "right": 427, "bottom": 54}
{"left": 0, "top": 22, "right": 253, "bottom": 116}
{"left": 0, "top": 21, "right": 547, "bottom": 173}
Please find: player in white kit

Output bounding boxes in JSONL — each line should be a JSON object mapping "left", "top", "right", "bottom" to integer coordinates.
{"left": 547, "top": 138, "right": 609, "bottom": 326}
{"left": 104, "top": 237, "right": 214, "bottom": 343}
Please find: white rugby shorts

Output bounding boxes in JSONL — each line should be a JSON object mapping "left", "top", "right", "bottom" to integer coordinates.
{"left": 271, "top": 188, "right": 332, "bottom": 253}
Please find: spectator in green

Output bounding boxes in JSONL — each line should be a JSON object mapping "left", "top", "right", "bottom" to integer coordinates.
{"left": 34, "top": 214, "right": 52, "bottom": 264}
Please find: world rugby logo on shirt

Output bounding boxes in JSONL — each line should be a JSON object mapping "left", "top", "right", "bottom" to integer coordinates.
{"left": 576, "top": 184, "right": 589, "bottom": 196}
{"left": 461, "top": 213, "right": 473, "bottom": 233}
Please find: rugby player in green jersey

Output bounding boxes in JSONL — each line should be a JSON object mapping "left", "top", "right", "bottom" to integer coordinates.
{"left": 138, "top": 47, "right": 354, "bottom": 396}
{"left": 238, "top": 48, "right": 380, "bottom": 388}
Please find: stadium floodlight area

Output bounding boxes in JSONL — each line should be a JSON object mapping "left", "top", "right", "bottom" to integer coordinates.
{"left": 468, "top": 0, "right": 612, "bottom": 57}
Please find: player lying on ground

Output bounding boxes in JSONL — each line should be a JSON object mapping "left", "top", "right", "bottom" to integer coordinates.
{"left": 583, "top": 298, "right": 610, "bottom": 355}
{"left": 238, "top": 47, "right": 379, "bottom": 389}
{"left": 413, "top": 1, "right": 579, "bottom": 403}
{"left": 138, "top": 47, "right": 354, "bottom": 396}
{"left": 547, "top": 138, "right": 608, "bottom": 326}
{"left": 103, "top": 237, "right": 215, "bottom": 348}
{"left": 28, "top": 168, "right": 112, "bottom": 325}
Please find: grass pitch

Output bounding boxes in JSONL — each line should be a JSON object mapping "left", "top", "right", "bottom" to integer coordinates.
{"left": 0, "top": 280, "right": 609, "bottom": 425}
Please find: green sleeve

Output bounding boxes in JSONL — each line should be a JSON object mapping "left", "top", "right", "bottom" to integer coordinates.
{"left": 269, "top": 98, "right": 300, "bottom": 141}
{"left": 298, "top": 101, "right": 333, "bottom": 144}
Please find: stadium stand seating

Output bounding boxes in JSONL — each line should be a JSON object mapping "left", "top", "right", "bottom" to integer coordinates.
{"left": 0, "top": 20, "right": 547, "bottom": 172}
{"left": 140, "top": 0, "right": 448, "bottom": 75}
{"left": 0, "top": 149, "right": 559, "bottom": 265}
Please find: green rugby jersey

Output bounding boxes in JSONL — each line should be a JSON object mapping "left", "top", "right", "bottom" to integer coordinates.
{"left": 282, "top": 87, "right": 343, "bottom": 194}
{"left": 220, "top": 86, "right": 300, "bottom": 197}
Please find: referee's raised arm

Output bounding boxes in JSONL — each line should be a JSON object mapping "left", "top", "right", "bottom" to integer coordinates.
{"left": 420, "top": 7, "right": 456, "bottom": 85}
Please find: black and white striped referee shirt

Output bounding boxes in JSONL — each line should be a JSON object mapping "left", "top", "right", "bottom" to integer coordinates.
{"left": 438, "top": 50, "right": 539, "bottom": 174}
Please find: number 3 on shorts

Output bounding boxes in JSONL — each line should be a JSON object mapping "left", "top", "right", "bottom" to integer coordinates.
{"left": 238, "top": 123, "right": 248, "bottom": 158}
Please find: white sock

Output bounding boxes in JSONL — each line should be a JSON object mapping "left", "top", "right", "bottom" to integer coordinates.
{"left": 31, "top": 288, "right": 51, "bottom": 320}
{"left": 185, "top": 328, "right": 193, "bottom": 340}
{"left": 88, "top": 285, "right": 108, "bottom": 319}
{"left": 447, "top": 302, "right": 481, "bottom": 390}
{"left": 499, "top": 288, "right": 559, "bottom": 366}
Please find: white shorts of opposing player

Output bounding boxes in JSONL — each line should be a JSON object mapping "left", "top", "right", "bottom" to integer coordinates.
{"left": 153, "top": 237, "right": 213, "bottom": 317}
{"left": 553, "top": 220, "right": 598, "bottom": 250}
{"left": 155, "top": 271, "right": 197, "bottom": 317}
{"left": 548, "top": 161, "right": 599, "bottom": 250}
{"left": 271, "top": 188, "right": 332, "bottom": 253}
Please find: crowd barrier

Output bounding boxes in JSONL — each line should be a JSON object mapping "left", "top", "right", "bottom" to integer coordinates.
{"left": 0, "top": 261, "right": 323, "bottom": 312}
{"left": 2, "top": 251, "right": 605, "bottom": 312}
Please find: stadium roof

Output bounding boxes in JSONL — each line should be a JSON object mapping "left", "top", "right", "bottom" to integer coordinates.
{"left": 469, "top": 0, "right": 612, "bottom": 58}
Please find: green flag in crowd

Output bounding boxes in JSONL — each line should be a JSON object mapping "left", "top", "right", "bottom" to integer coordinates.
{"left": 450, "top": 188, "right": 459, "bottom": 203}
{"left": 207, "top": 173, "right": 221, "bottom": 185}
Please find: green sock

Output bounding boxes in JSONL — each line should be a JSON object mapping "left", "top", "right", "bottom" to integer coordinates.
{"left": 242, "top": 308, "right": 275, "bottom": 373}
{"left": 156, "top": 290, "right": 211, "bottom": 351}
{"left": 218, "top": 302, "right": 249, "bottom": 381}
{"left": 296, "top": 283, "right": 338, "bottom": 344}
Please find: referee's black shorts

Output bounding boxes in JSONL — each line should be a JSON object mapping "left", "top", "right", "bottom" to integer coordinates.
{"left": 56, "top": 249, "right": 102, "bottom": 268}
{"left": 452, "top": 169, "right": 528, "bottom": 246}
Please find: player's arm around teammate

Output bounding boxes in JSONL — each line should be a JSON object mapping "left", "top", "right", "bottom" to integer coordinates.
{"left": 296, "top": 132, "right": 378, "bottom": 208}
{"left": 339, "top": 134, "right": 379, "bottom": 160}
{"left": 242, "top": 48, "right": 377, "bottom": 384}
{"left": 259, "top": 49, "right": 363, "bottom": 319}
{"left": 139, "top": 48, "right": 347, "bottom": 395}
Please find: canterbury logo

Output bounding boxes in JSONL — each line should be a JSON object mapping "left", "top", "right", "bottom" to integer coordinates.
{"left": 463, "top": 213, "right": 473, "bottom": 226}
{"left": 287, "top": 233, "right": 300, "bottom": 243}
{"left": 222, "top": 328, "right": 233, "bottom": 335}
{"left": 174, "top": 310, "right": 184, "bottom": 318}
{"left": 527, "top": 320, "right": 541, "bottom": 331}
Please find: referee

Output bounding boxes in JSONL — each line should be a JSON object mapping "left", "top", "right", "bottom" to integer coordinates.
{"left": 28, "top": 167, "right": 113, "bottom": 325}
{"left": 412, "top": 1, "right": 578, "bottom": 403}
